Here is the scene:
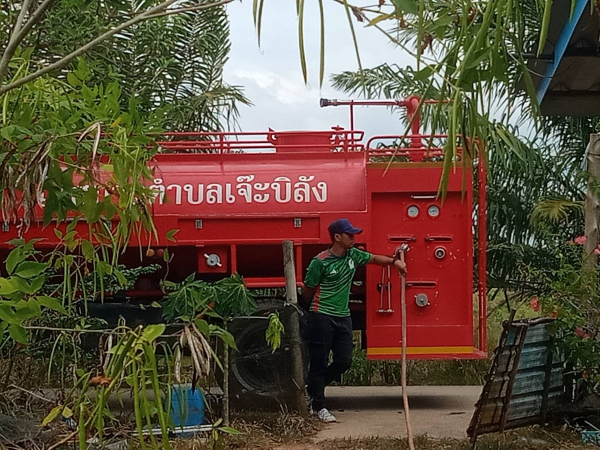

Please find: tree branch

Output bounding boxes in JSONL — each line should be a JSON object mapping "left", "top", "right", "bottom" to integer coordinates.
{"left": 0, "top": 0, "right": 33, "bottom": 84}
{"left": 0, "top": 0, "right": 233, "bottom": 96}
{"left": 144, "top": 0, "right": 234, "bottom": 20}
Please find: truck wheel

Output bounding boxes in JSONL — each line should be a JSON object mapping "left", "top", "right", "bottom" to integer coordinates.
{"left": 227, "top": 299, "right": 307, "bottom": 411}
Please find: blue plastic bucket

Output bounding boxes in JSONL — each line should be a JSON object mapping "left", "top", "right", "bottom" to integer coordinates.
{"left": 170, "top": 384, "right": 205, "bottom": 427}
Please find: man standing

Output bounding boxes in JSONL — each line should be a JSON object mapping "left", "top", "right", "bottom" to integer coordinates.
{"left": 303, "top": 218, "right": 407, "bottom": 423}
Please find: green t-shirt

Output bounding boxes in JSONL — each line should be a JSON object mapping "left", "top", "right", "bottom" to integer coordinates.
{"left": 304, "top": 247, "right": 373, "bottom": 317}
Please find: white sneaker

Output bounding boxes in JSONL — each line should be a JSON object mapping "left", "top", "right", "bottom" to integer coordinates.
{"left": 317, "top": 408, "right": 337, "bottom": 423}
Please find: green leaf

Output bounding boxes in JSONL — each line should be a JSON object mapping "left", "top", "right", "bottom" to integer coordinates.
{"left": 1, "top": 125, "right": 16, "bottom": 143}
{"left": 29, "top": 276, "right": 44, "bottom": 294}
{"left": 0, "top": 278, "right": 17, "bottom": 296}
{"left": 67, "top": 72, "right": 81, "bottom": 87}
{"left": 12, "top": 305, "right": 37, "bottom": 321}
{"left": 391, "top": 0, "right": 418, "bottom": 15}
{"left": 538, "top": 0, "right": 553, "bottom": 55}
{"left": 0, "top": 305, "right": 18, "bottom": 324}
{"left": 114, "top": 269, "right": 127, "bottom": 286}
{"left": 194, "top": 319, "right": 210, "bottom": 337}
{"left": 9, "top": 324, "right": 28, "bottom": 344}
{"left": 82, "top": 186, "right": 101, "bottom": 223}
{"left": 81, "top": 240, "right": 94, "bottom": 261}
{"left": 5, "top": 248, "right": 23, "bottom": 275}
{"left": 266, "top": 312, "right": 285, "bottom": 352}
{"left": 10, "top": 277, "right": 33, "bottom": 294}
{"left": 15, "top": 261, "right": 47, "bottom": 279}
{"left": 62, "top": 406, "right": 73, "bottom": 418}
{"left": 42, "top": 405, "right": 64, "bottom": 426}
{"left": 76, "top": 58, "right": 90, "bottom": 81}
{"left": 215, "top": 329, "right": 237, "bottom": 350}
{"left": 218, "top": 426, "right": 243, "bottom": 435}
{"left": 202, "top": 310, "right": 222, "bottom": 319}
{"left": 367, "top": 13, "right": 394, "bottom": 27}
{"left": 36, "top": 296, "right": 66, "bottom": 314}
{"left": 27, "top": 298, "right": 41, "bottom": 316}
{"left": 414, "top": 66, "right": 433, "bottom": 81}
{"left": 166, "top": 229, "right": 179, "bottom": 242}
{"left": 142, "top": 324, "right": 165, "bottom": 343}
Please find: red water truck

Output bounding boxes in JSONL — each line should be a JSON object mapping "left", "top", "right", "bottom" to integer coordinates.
{"left": 0, "top": 98, "right": 487, "bottom": 404}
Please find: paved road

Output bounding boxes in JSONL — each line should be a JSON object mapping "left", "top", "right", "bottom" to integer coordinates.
{"left": 315, "top": 385, "right": 482, "bottom": 441}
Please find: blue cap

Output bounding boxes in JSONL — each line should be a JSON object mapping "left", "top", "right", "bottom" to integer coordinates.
{"left": 328, "top": 219, "right": 363, "bottom": 238}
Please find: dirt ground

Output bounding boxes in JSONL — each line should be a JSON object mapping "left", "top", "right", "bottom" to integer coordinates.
{"left": 170, "top": 385, "right": 595, "bottom": 450}
{"left": 314, "top": 385, "right": 480, "bottom": 440}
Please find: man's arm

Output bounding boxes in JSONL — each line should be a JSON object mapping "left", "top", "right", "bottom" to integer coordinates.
{"left": 301, "top": 285, "right": 316, "bottom": 310}
{"left": 369, "top": 254, "right": 407, "bottom": 275}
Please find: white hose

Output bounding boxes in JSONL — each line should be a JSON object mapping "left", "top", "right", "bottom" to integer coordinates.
{"left": 400, "top": 250, "right": 415, "bottom": 450}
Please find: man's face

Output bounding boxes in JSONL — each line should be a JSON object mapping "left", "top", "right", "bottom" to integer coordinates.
{"left": 335, "top": 232, "right": 355, "bottom": 249}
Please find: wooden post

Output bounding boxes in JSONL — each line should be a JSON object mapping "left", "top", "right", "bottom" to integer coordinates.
{"left": 584, "top": 134, "right": 600, "bottom": 270}
{"left": 283, "top": 240, "right": 309, "bottom": 417}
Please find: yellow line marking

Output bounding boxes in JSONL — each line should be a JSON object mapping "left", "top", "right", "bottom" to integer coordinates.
{"left": 367, "top": 346, "right": 474, "bottom": 355}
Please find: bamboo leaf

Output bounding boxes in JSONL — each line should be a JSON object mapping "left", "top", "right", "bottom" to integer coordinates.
{"left": 219, "top": 426, "right": 243, "bottom": 435}
{"left": 255, "top": 0, "right": 266, "bottom": 46}
{"left": 298, "top": 0, "right": 308, "bottom": 84}
{"left": 538, "top": 0, "right": 553, "bottom": 55}
{"left": 368, "top": 13, "right": 394, "bottom": 27}
{"left": 318, "top": 0, "right": 325, "bottom": 87}
{"left": 341, "top": 0, "right": 363, "bottom": 78}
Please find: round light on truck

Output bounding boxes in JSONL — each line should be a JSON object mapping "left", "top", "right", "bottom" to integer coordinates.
{"left": 428, "top": 205, "right": 440, "bottom": 218}
{"left": 407, "top": 205, "right": 420, "bottom": 218}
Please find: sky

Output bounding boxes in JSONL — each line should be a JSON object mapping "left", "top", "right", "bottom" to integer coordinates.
{"left": 223, "top": 0, "right": 414, "bottom": 138}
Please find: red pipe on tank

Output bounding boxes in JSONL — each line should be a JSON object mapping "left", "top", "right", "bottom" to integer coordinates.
{"left": 405, "top": 96, "right": 422, "bottom": 148}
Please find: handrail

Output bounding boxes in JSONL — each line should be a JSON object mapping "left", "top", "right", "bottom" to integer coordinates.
{"left": 150, "top": 130, "right": 464, "bottom": 161}
{"left": 154, "top": 130, "right": 366, "bottom": 154}
{"left": 366, "top": 134, "right": 462, "bottom": 162}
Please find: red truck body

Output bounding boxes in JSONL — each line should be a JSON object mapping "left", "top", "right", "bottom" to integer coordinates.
{"left": 0, "top": 98, "right": 487, "bottom": 361}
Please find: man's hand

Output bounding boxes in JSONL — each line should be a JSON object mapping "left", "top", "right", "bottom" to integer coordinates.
{"left": 394, "top": 259, "right": 407, "bottom": 275}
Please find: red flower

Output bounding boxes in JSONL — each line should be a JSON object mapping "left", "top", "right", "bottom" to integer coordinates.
{"left": 530, "top": 297, "right": 540, "bottom": 312}
{"left": 574, "top": 235, "right": 587, "bottom": 245}
{"left": 594, "top": 248, "right": 600, "bottom": 255}
{"left": 575, "top": 327, "right": 591, "bottom": 339}
{"left": 549, "top": 310, "right": 558, "bottom": 318}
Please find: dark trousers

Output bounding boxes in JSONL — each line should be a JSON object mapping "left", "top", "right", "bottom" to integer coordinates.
{"left": 306, "top": 311, "right": 353, "bottom": 411}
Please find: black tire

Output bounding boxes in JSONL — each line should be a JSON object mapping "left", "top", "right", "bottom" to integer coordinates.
{"left": 226, "top": 299, "right": 308, "bottom": 411}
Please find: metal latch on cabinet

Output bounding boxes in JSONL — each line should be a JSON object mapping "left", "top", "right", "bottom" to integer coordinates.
{"left": 204, "top": 253, "right": 222, "bottom": 268}
{"left": 415, "top": 293, "right": 430, "bottom": 308}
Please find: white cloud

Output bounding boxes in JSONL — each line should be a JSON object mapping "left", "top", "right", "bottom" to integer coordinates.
{"left": 232, "top": 69, "right": 315, "bottom": 105}
{"left": 223, "top": 1, "right": 414, "bottom": 137}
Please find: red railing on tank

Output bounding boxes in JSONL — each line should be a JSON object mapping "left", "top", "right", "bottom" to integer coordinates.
{"left": 154, "top": 130, "right": 365, "bottom": 153}
{"left": 366, "top": 134, "right": 464, "bottom": 162}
